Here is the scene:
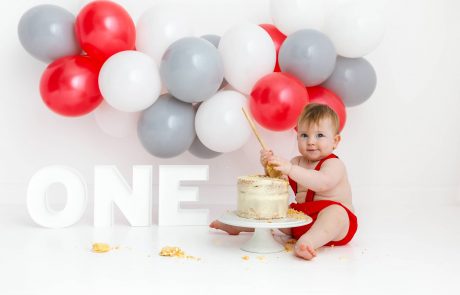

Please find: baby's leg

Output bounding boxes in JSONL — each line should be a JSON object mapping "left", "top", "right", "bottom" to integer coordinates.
{"left": 209, "top": 220, "right": 254, "bottom": 235}
{"left": 295, "top": 205, "right": 349, "bottom": 260}
{"left": 278, "top": 228, "right": 292, "bottom": 235}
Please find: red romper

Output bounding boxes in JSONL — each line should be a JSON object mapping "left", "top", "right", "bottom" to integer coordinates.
{"left": 288, "top": 154, "right": 358, "bottom": 246}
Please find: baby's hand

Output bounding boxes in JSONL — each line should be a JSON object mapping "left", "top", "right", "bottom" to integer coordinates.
{"left": 268, "top": 155, "right": 292, "bottom": 175}
{"left": 295, "top": 194, "right": 306, "bottom": 204}
{"left": 260, "top": 149, "right": 273, "bottom": 167}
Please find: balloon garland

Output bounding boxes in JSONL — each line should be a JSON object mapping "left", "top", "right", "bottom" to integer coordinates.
{"left": 18, "top": 0, "right": 384, "bottom": 159}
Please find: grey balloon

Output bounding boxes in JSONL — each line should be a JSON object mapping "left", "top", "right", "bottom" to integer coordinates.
{"left": 322, "top": 56, "right": 377, "bottom": 107}
{"left": 160, "top": 37, "right": 224, "bottom": 103}
{"left": 18, "top": 5, "right": 81, "bottom": 63}
{"left": 200, "top": 34, "right": 220, "bottom": 48}
{"left": 279, "top": 29, "right": 336, "bottom": 86}
{"left": 188, "top": 136, "right": 222, "bottom": 159}
{"left": 138, "top": 94, "right": 196, "bottom": 158}
{"left": 201, "top": 34, "right": 228, "bottom": 89}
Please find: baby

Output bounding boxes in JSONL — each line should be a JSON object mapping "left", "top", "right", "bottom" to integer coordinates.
{"left": 210, "top": 103, "right": 357, "bottom": 260}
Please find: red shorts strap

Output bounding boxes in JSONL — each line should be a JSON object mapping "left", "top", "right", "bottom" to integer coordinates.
{"left": 290, "top": 154, "right": 338, "bottom": 202}
{"left": 305, "top": 154, "right": 338, "bottom": 202}
{"left": 305, "top": 189, "right": 315, "bottom": 202}
{"left": 288, "top": 176, "right": 297, "bottom": 194}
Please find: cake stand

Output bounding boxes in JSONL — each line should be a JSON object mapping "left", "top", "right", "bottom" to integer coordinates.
{"left": 218, "top": 211, "right": 312, "bottom": 254}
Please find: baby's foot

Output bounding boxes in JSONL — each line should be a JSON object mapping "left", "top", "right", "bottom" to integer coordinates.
{"left": 209, "top": 220, "right": 245, "bottom": 235}
{"left": 295, "top": 239, "right": 317, "bottom": 260}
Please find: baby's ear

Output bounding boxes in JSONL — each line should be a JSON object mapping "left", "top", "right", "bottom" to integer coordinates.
{"left": 334, "top": 134, "right": 341, "bottom": 147}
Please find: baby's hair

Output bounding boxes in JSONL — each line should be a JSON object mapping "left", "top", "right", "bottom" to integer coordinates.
{"left": 297, "top": 103, "right": 340, "bottom": 134}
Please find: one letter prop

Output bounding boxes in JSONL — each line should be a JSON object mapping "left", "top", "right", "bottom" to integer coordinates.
{"left": 94, "top": 166, "right": 152, "bottom": 227}
{"left": 27, "top": 166, "right": 87, "bottom": 228}
{"left": 159, "top": 165, "right": 209, "bottom": 226}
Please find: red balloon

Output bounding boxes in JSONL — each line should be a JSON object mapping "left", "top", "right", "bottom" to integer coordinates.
{"left": 259, "top": 24, "right": 286, "bottom": 72}
{"left": 307, "top": 86, "right": 347, "bottom": 132}
{"left": 40, "top": 56, "right": 103, "bottom": 117}
{"left": 75, "top": 1, "right": 135, "bottom": 63}
{"left": 250, "top": 72, "right": 309, "bottom": 131}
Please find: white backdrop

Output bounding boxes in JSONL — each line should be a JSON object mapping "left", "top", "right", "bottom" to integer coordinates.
{"left": 1, "top": 0, "right": 460, "bottom": 206}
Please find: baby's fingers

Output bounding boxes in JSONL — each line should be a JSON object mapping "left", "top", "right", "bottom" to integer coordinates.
{"left": 261, "top": 151, "right": 272, "bottom": 159}
{"left": 268, "top": 158, "right": 279, "bottom": 166}
{"left": 272, "top": 165, "right": 282, "bottom": 171}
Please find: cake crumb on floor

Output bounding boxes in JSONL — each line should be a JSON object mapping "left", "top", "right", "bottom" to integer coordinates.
{"left": 92, "top": 243, "right": 111, "bottom": 253}
{"left": 159, "top": 246, "right": 200, "bottom": 260}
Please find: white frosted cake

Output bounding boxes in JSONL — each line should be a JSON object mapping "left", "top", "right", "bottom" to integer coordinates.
{"left": 237, "top": 175, "right": 289, "bottom": 220}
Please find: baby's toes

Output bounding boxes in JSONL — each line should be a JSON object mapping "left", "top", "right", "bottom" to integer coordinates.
{"left": 307, "top": 244, "right": 317, "bottom": 257}
{"left": 295, "top": 243, "right": 316, "bottom": 260}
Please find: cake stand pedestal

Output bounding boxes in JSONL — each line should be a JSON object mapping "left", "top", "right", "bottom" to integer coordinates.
{"left": 218, "top": 211, "right": 312, "bottom": 254}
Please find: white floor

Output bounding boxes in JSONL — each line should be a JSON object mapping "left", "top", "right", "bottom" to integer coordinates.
{"left": 1, "top": 198, "right": 460, "bottom": 295}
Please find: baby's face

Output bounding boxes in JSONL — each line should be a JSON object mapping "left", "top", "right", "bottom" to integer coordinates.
{"left": 297, "top": 118, "right": 340, "bottom": 161}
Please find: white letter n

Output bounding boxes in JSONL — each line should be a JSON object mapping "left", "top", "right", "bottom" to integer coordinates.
{"left": 94, "top": 166, "right": 152, "bottom": 227}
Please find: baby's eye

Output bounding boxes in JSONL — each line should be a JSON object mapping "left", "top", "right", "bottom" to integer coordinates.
{"left": 317, "top": 133, "right": 325, "bottom": 138}
{"left": 300, "top": 133, "right": 308, "bottom": 139}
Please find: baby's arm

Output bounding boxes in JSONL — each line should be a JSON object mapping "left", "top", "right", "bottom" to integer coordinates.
{"left": 289, "top": 159, "right": 345, "bottom": 192}
{"left": 269, "top": 156, "right": 345, "bottom": 193}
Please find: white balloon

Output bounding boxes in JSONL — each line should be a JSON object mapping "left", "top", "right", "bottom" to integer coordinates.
{"left": 218, "top": 23, "right": 276, "bottom": 94}
{"left": 94, "top": 101, "right": 139, "bottom": 138}
{"left": 270, "top": 0, "right": 326, "bottom": 35}
{"left": 195, "top": 91, "right": 251, "bottom": 153}
{"left": 323, "top": 2, "right": 385, "bottom": 57}
{"left": 136, "top": 5, "right": 194, "bottom": 65}
{"left": 98, "top": 50, "right": 161, "bottom": 112}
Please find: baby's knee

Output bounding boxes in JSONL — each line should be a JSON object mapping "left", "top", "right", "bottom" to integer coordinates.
{"left": 320, "top": 205, "right": 349, "bottom": 228}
